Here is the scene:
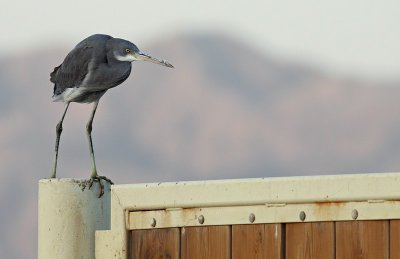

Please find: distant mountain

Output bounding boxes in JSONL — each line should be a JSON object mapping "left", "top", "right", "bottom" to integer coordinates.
{"left": 0, "top": 33, "right": 399, "bottom": 258}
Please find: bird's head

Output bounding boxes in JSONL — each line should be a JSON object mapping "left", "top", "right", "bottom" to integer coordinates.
{"left": 111, "top": 39, "right": 173, "bottom": 68}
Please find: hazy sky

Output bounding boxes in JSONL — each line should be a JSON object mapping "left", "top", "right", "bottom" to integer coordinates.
{"left": 1, "top": 0, "right": 399, "bottom": 79}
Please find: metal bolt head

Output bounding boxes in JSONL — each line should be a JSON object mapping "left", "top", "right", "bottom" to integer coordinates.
{"left": 150, "top": 218, "right": 156, "bottom": 227}
{"left": 249, "top": 213, "right": 256, "bottom": 223}
{"left": 352, "top": 209, "right": 358, "bottom": 220}
{"left": 299, "top": 211, "right": 306, "bottom": 221}
{"left": 198, "top": 215, "right": 205, "bottom": 224}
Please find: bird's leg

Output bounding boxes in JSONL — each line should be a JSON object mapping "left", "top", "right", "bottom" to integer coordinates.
{"left": 86, "top": 101, "right": 113, "bottom": 197}
{"left": 50, "top": 102, "right": 70, "bottom": 178}
{"left": 86, "top": 101, "right": 99, "bottom": 178}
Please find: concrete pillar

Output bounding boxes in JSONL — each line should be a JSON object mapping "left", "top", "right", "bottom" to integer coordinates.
{"left": 38, "top": 178, "right": 111, "bottom": 259}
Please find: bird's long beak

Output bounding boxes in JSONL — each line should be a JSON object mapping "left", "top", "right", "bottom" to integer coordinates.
{"left": 135, "top": 52, "right": 174, "bottom": 68}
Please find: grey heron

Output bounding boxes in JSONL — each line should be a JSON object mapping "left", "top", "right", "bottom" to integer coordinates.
{"left": 50, "top": 34, "right": 173, "bottom": 196}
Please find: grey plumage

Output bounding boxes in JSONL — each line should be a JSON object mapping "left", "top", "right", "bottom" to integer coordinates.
{"left": 49, "top": 34, "right": 173, "bottom": 196}
{"left": 51, "top": 34, "right": 137, "bottom": 103}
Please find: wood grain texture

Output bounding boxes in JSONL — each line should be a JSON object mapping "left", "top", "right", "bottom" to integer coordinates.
{"left": 336, "top": 220, "right": 389, "bottom": 259}
{"left": 390, "top": 220, "right": 400, "bottom": 259}
{"left": 130, "top": 228, "right": 180, "bottom": 259}
{"left": 232, "top": 224, "right": 284, "bottom": 259}
{"left": 181, "top": 226, "right": 230, "bottom": 259}
{"left": 285, "top": 222, "right": 334, "bottom": 259}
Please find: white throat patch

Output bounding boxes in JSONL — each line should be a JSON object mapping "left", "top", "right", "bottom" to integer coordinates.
{"left": 114, "top": 52, "right": 137, "bottom": 62}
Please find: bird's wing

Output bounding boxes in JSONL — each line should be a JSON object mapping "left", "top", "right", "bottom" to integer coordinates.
{"left": 50, "top": 34, "right": 112, "bottom": 95}
{"left": 51, "top": 38, "right": 102, "bottom": 96}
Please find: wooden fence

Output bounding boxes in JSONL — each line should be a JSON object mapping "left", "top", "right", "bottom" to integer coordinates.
{"left": 130, "top": 220, "right": 400, "bottom": 258}
{"left": 95, "top": 172, "right": 400, "bottom": 258}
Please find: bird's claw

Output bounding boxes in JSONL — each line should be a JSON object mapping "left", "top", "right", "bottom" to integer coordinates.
{"left": 88, "top": 175, "right": 114, "bottom": 198}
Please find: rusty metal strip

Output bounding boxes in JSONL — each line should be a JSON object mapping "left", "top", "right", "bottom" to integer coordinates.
{"left": 128, "top": 200, "right": 400, "bottom": 230}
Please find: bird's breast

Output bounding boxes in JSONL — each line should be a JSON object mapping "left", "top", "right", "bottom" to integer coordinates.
{"left": 83, "top": 62, "right": 132, "bottom": 91}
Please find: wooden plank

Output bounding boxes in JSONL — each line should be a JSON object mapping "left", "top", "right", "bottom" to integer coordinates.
{"left": 336, "top": 220, "right": 389, "bottom": 259}
{"left": 130, "top": 228, "right": 180, "bottom": 259}
{"left": 232, "top": 224, "right": 284, "bottom": 259}
{"left": 285, "top": 222, "right": 334, "bottom": 259}
{"left": 390, "top": 220, "right": 400, "bottom": 259}
{"left": 181, "top": 226, "right": 230, "bottom": 259}
{"left": 264, "top": 224, "right": 285, "bottom": 259}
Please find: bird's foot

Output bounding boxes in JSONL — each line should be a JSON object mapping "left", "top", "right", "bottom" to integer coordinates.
{"left": 88, "top": 174, "right": 114, "bottom": 198}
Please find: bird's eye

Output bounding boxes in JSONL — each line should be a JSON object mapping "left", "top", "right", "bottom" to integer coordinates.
{"left": 125, "top": 49, "right": 131, "bottom": 53}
